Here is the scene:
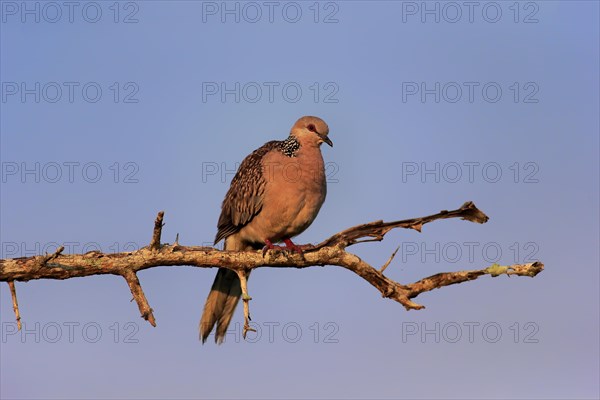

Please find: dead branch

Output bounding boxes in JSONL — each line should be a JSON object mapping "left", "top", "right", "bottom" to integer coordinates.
{"left": 0, "top": 202, "right": 543, "bottom": 329}
{"left": 7, "top": 281, "right": 21, "bottom": 330}
{"left": 149, "top": 211, "right": 164, "bottom": 251}
{"left": 380, "top": 245, "right": 400, "bottom": 273}
{"left": 315, "top": 201, "right": 489, "bottom": 248}
{"left": 122, "top": 270, "right": 156, "bottom": 327}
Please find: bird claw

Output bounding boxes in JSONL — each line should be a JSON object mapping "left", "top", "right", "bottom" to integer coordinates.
{"left": 262, "top": 239, "right": 280, "bottom": 257}
{"left": 299, "top": 243, "right": 315, "bottom": 252}
{"left": 262, "top": 238, "right": 309, "bottom": 257}
{"left": 283, "top": 238, "right": 304, "bottom": 255}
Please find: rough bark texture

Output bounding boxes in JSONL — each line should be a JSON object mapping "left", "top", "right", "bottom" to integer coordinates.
{"left": 0, "top": 202, "right": 544, "bottom": 330}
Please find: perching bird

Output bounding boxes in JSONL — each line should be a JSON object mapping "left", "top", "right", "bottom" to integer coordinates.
{"left": 199, "top": 116, "right": 333, "bottom": 344}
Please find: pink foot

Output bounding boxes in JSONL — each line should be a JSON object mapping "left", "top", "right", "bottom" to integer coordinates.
{"left": 262, "top": 238, "right": 312, "bottom": 257}
{"left": 283, "top": 238, "right": 304, "bottom": 255}
{"left": 262, "top": 239, "right": 285, "bottom": 257}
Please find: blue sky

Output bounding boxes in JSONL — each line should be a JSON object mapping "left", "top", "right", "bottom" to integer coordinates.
{"left": 1, "top": 1, "right": 598, "bottom": 399}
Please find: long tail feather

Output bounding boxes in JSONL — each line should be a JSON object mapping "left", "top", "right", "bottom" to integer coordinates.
{"left": 199, "top": 267, "right": 241, "bottom": 343}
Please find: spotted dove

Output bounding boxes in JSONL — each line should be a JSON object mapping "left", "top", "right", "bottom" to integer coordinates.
{"left": 199, "top": 116, "right": 333, "bottom": 343}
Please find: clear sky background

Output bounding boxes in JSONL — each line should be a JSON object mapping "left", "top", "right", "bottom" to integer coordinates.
{"left": 1, "top": 1, "right": 598, "bottom": 399}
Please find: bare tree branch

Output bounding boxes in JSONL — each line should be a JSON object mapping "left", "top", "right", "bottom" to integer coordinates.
{"left": 149, "top": 211, "right": 165, "bottom": 251}
{"left": 7, "top": 281, "right": 21, "bottom": 330}
{"left": 315, "top": 201, "right": 489, "bottom": 249}
{"left": 380, "top": 245, "right": 400, "bottom": 273}
{"left": 122, "top": 270, "right": 156, "bottom": 327}
{"left": 0, "top": 202, "right": 543, "bottom": 328}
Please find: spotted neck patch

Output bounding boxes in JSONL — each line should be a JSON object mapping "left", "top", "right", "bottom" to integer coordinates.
{"left": 280, "top": 136, "right": 300, "bottom": 157}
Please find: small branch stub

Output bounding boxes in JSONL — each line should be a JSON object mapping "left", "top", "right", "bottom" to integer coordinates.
{"left": 122, "top": 270, "right": 156, "bottom": 327}
{"left": 380, "top": 245, "right": 400, "bottom": 273}
{"left": 8, "top": 281, "right": 21, "bottom": 330}
{"left": 42, "top": 245, "right": 64, "bottom": 265}
{"left": 149, "top": 211, "right": 165, "bottom": 251}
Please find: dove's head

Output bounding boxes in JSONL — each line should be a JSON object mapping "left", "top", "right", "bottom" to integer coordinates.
{"left": 290, "top": 116, "right": 333, "bottom": 148}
